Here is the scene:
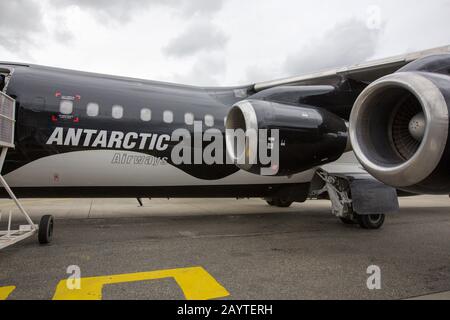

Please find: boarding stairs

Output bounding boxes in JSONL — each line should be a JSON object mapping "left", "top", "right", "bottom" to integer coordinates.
{"left": 0, "top": 91, "right": 52, "bottom": 250}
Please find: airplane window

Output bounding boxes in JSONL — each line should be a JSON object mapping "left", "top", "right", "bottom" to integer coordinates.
{"left": 86, "top": 103, "right": 99, "bottom": 117}
{"left": 205, "top": 114, "right": 214, "bottom": 127}
{"left": 184, "top": 113, "right": 194, "bottom": 125}
{"left": 59, "top": 100, "right": 73, "bottom": 115}
{"left": 112, "top": 105, "right": 123, "bottom": 119}
{"left": 141, "top": 108, "right": 152, "bottom": 122}
{"left": 163, "top": 110, "right": 173, "bottom": 124}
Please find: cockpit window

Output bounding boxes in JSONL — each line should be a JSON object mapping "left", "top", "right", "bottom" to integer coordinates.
{"left": 60, "top": 100, "right": 74, "bottom": 115}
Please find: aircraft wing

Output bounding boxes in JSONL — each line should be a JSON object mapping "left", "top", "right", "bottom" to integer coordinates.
{"left": 227, "top": 45, "right": 450, "bottom": 196}
{"left": 253, "top": 45, "right": 450, "bottom": 91}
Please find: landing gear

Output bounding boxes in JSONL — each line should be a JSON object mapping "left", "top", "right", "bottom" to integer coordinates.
{"left": 355, "top": 213, "right": 385, "bottom": 230}
{"left": 316, "top": 170, "right": 387, "bottom": 230}
{"left": 266, "top": 198, "right": 294, "bottom": 208}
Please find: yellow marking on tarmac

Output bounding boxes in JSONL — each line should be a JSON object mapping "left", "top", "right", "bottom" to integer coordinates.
{"left": 53, "top": 266, "right": 229, "bottom": 300}
{"left": 0, "top": 286, "right": 16, "bottom": 300}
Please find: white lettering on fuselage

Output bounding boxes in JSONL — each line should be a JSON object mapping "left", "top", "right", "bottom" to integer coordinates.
{"left": 46, "top": 127, "right": 170, "bottom": 151}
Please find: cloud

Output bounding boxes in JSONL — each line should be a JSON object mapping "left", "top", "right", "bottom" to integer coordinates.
{"left": 51, "top": 0, "right": 227, "bottom": 55}
{"left": 50, "top": 0, "right": 224, "bottom": 22}
{"left": 52, "top": 0, "right": 227, "bottom": 57}
{"left": 50, "top": 0, "right": 151, "bottom": 22}
{"left": 282, "top": 18, "right": 383, "bottom": 77}
{"left": 159, "top": 0, "right": 227, "bottom": 84}
{"left": 52, "top": 25, "right": 75, "bottom": 44}
{"left": 0, "top": 0, "right": 224, "bottom": 56}
{"left": 0, "top": 0, "right": 44, "bottom": 53}
{"left": 0, "top": 0, "right": 74, "bottom": 56}
{"left": 245, "top": 64, "right": 280, "bottom": 84}
{"left": 172, "top": 53, "right": 227, "bottom": 85}
{"left": 180, "top": 0, "right": 224, "bottom": 17}
{"left": 163, "top": 21, "right": 229, "bottom": 58}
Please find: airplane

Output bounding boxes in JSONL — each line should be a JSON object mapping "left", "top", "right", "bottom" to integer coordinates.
{"left": 0, "top": 45, "right": 449, "bottom": 246}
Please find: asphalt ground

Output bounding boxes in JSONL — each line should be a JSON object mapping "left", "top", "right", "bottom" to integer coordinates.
{"left": 0, "top": 196, "right": 449, "bottom": 300}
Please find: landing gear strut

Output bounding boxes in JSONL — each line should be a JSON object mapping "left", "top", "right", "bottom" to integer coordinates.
{"left": 316, "top": 170, "right": 386, "bottom": 230}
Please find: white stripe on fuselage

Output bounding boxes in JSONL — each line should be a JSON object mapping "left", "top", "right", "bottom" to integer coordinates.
{"left": 4, "top": 150, "right": 316, "bottom": 187}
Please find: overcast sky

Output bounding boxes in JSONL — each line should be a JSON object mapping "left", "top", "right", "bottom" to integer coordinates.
{"left": 1, "top": 0, "right": 450, "bottom": 86}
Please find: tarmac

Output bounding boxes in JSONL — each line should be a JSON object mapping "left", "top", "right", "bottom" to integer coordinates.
{"left": 0, "top": 195, "right": 449, "bottom": 300}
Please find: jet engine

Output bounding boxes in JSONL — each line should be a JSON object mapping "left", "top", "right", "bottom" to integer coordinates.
{"left": 225, "top": 99, "right": 348, "bottom": 176}
{"left": 349, "top": 55, "right": 450, "bottom": 194}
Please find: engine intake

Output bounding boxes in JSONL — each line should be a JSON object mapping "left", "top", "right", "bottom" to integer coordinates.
{"left": 225, "top": 99, "right": 348, "bottom": 176}
{"left": 350, "top": 71, "right": 450, "bottom": 194}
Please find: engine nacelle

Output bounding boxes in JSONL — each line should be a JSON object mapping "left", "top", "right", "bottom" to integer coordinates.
{"left": 350, "top": 67, "right": 450, "bottom": 194}
{"left": 225, "top": 99, "right": 348, "bottom": 176}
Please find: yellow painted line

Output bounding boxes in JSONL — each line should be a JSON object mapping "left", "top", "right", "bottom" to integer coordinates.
{"left": 53, "top": 266, "right": 229, "bottom": 300}
{"left": 0, "top": 286, "right": 16, "bottom": 300}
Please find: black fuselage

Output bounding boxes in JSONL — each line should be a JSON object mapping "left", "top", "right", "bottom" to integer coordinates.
{"left": 0, "top": 63, "right": 325, "bottom": 198}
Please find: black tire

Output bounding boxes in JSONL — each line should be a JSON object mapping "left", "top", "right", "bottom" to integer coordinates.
{"left": 356, "top": 214, "right": 385, "bottom": 230}
{"left": 339, "top": 217, "right": 356, "bottom": 225}
{"left": 276, "top": 199, "right": 294, "bottom": 208}
{"left": 266, "top": 198, "right": 294, "bottom": 208}
{"left": 38, "top": 215, "right": 54, "bottom": 244}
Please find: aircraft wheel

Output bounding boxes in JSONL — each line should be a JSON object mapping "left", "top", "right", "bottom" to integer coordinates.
{"left": 266, "top": 198, "right": 294, "bottom": 208}
{"left": 356, "top": 214, "right": 385, "bottom": 230}
{"left": 38, "top": 215, "right": 54, "bottom": 244}
{"left": 276, "top": 198, "right": 294, "bottom": 208}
